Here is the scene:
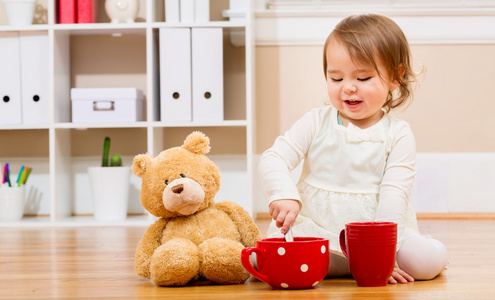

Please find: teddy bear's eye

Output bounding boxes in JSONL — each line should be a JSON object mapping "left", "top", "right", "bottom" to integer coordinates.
{"left": 165, "top": 179, "right": 169, "bottom": 185}
{"left": 180, "top": 173, "right": 186, "bottom": 178}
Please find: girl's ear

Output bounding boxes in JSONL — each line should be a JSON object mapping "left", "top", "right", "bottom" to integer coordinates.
{"left": 390, "top": 64, "right": 405, "bottom": 90}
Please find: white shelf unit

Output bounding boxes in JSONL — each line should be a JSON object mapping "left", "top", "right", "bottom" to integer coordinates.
{"left": 0, "top": 0, "right": 255, "bottom": 227}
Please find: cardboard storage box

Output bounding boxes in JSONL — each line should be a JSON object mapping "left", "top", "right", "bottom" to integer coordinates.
{"left": 71, "top": 88, "right": 144, "bottom": 123}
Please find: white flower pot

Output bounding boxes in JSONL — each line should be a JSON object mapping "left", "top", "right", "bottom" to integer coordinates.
{"left": 0, "top": 186, "right": 25, "bottom": 222}
{"left": 2, "top": 0, "right": 36, "bottom": 26}
{"left": 88, "top": 166, "right": 130, "bottom": 221}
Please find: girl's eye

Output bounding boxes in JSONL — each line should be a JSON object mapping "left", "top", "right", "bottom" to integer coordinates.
{"left": 180, "top": 173, "right": 186, "bottom": 178}
{"left": 357, "top": 77, "right": 372, "bottom": 81}
{"left": 165, "top": 179, "right": 169, "bottom": 185}
{"left": 331, "top": 78, "right": 343, "bottom": 82}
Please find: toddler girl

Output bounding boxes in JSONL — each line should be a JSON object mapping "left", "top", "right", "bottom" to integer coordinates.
{"left": 259, "top": 13, "right": 448, "bottom": 284}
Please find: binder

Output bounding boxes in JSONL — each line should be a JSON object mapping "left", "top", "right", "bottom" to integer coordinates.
{"left": 194, "top": 0, "right": 209, "bottom": 22}
{"left": 165, "top": 0, "right": 180, "bottom": 23}
{"left": 191, "top": 28, "right": 223, "bottom": 121}
{"left": 159, "top": 28, "right": 192, "bottom": 122}
{"left": 19, "top": 32, "right": 50, "bottom": 124}
{"left": 77, "top": 0, "right": 98, "bottom": 23}
{"left": 179, "top": 0, "right": 194, "bottom": 23}
{"left": 0, "top": 32, "right": 22, "bottom": 125}
{"left": 58, "top": 0, "right": 76, "bottom": 23}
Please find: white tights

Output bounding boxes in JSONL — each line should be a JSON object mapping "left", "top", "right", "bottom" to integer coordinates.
{"left": 327, "top": 234, "right": 448, "bottom": 280}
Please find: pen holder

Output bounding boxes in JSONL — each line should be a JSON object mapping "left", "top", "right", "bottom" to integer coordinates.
{"left": 0, "top": 186, "right": 25, "bottom": 222}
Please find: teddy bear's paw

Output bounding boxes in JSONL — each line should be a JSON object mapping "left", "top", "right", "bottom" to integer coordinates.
{"left": 199, "top": 238, "right": 250, "bottom": 284}
{"left": 149, "top": 238, "right": 200, "bottom": 286}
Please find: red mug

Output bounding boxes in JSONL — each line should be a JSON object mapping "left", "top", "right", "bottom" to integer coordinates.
{"left": 339, "top": 222, "right": 397, "bottom": 287}
{"left": 241, "top": 237, "right": 329, "bottom": 289}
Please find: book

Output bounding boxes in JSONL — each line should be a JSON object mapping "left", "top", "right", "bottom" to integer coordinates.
{"left": 58, "top": 0, "right": 76, "bottom": 24}
{"left": 77, "top": 0, "right": 98, "bottom": 23}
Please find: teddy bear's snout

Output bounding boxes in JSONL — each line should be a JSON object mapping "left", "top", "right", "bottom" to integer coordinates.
{"left": 163, "top": 178, "right": 205, "bottom": 215}
{"left": 172, "top": 184, "right": 184, "bottom": 194}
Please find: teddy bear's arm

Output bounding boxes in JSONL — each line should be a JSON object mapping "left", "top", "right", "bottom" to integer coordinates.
{"left": 214, "top": 201, "right": 262, "bottom": 247}
{"left": 135, "top": 218, "right": 168, "bottom": 279}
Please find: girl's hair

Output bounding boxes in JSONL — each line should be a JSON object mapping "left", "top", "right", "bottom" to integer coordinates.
{"left": 323, "top": 13, "right": 417, "bottom": 112}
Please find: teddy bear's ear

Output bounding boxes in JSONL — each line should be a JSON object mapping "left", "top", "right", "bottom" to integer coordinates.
{"left": 131, "top": 153, "right": 153, "bottom": 178}
{"left": 182, "top": 131, "right": 211, "bottom": 155}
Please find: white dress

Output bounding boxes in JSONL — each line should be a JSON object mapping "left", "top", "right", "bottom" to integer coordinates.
{"left": 259, "top": 106, "right": 419, "bottom": 254}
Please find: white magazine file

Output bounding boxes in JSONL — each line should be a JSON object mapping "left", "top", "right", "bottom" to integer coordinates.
{"left": 0, "top": 32, "right": 22, "bottom": 125}
{"left": 159, "top": 28, "right": 192, "bottom": 122}
{"left": 191, "top": 27, "right": 223, "bottom": 122}
{"left": 164, "top": 0, "right": 180, "bottom": 23}
{"left": 20, "top": 32, "right": 50, "bottom": 124}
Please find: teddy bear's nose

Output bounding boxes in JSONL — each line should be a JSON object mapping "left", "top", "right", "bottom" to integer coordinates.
{"left": 172, "top": 184, "right": 184, "bottom": 194}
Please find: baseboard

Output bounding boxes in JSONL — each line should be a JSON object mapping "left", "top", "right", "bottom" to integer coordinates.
{"left": 415, "top": 213, "right": 495, "bottom": 220}
{"left": 255, "top": 212, "right": 495, "bottom": 221}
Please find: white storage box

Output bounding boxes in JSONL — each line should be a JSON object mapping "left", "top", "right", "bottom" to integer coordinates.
{"left": 71, "top": 88, "right": 144, "bottom": 123}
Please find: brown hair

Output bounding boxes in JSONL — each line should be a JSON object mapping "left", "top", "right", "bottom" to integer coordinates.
{"left": 323, "top": 14, "right": 417, "bottom": 112}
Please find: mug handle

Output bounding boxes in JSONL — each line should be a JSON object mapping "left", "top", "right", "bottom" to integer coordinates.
{"left": 241, "top": 247, "right": 270, "bottom": 284}
{"left": 339, "top": 229, "right": 349, "bottom": 258}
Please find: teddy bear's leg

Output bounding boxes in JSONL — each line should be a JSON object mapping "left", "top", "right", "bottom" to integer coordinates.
{"left": 149, "top": 238, "right": 200, "bottom": 286}
{"left": 199, "top": 238, "right": 250, "bottom": 284}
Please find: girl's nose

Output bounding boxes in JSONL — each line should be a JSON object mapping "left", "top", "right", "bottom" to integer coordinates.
{"left": 343, "top": 84, "right": 357, "bottom": 94}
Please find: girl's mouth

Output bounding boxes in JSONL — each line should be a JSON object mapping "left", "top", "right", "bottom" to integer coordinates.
{"left": 345, "top": 100, "right": 362, "bottom": 108}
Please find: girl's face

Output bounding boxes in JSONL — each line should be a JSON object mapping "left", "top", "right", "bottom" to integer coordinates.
{"left": 325, "top": 40, "right": 399, "bottom": 128}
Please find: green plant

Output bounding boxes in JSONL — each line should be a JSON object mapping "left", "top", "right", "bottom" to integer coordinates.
{"left": 101, "top": 137, "right": 122, "bottom": 167}
{"left": 110, "top": 153, "right": 122, "bottom": 167}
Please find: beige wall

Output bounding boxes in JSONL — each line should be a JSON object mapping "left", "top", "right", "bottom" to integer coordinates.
{"left": 255, "top": 44, "right": 495, "bottom": 154}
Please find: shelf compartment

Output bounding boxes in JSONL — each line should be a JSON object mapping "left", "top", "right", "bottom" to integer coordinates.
{"left": 53, "top": 31, "right": 148, "bottom": 123}
{"left": 152, "top": 26, "right": 246, "bottom": 122}
{"left": 55, "top": 0, "right": 147, "bottom": 25}
{"left": 0, "top": 135, "right": 51, "bottom": 219}
{"left": 53, "top": 127, "right": 147, "bottom": 220}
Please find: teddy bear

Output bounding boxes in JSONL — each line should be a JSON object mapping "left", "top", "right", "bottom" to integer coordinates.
{"left": 131, "top": 131, "right": 262, "bottom": 286}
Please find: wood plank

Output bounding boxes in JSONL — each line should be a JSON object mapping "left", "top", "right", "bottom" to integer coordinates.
{"left": 1, "top": 219, "right": 494, "bottom": 299}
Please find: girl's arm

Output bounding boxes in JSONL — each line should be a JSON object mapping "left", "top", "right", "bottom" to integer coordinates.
{"left": 258, "top": 108, "right": 322, "bottom": 232}
{"left": 375, "top": 122, "right": 416, "bottom": 250}
{"left": 376, "top": 122, "right": 416, "bottom": 284}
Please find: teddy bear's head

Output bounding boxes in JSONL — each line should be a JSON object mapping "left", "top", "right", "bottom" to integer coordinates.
{"left": 131, "top": 132, "right": 221, "bottom": 219}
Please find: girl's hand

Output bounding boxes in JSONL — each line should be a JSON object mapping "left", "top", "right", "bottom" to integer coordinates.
{"left": 268, "top": 199, "right": 300, "bottom": 234}
{"left": 389, "top": 265, "right": 414, "bottom": 284}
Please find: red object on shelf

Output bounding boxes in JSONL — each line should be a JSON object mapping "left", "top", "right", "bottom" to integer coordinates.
{"left": 77, "top": 0, "right": 98, "bottom": 23}
{"left": 58, "top": 0, "right": 76, "bottom": 24}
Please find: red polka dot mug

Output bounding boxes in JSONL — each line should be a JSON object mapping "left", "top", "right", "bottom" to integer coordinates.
{"left": 241, "top": 237, "right": 329, "bottom": 289}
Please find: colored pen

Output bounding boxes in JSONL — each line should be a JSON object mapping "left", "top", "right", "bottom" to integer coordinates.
{"left": 2, "top": 164, "right": 6, "bottom": 184}
{"left": 18, "top": 167, "right": 29, "bottom": 187}
{"left": 6, "top": 163, "right": 11, "bottom": 187}
{"left": 23, "top": 167, "right": 32, "bottom": 184}
{"left": 16, "top": 165, "right": 25, "bottom": 184}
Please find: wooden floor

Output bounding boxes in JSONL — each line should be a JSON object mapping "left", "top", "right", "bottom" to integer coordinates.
{"left": 1, "top": 219, "right": 494, "bottom": 299}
